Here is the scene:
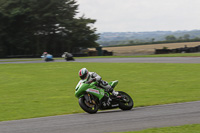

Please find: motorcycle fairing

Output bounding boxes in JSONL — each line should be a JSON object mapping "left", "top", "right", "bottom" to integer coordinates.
{"left": 108, "top": 80, "right": 118, "bottom": 88}
{"left": 75, "top": 81, "right": 105, "bottom": 100}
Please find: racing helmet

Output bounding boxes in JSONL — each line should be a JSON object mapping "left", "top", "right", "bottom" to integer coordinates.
{"left": 79, "top": 68, "right": 89, "bottom": 80}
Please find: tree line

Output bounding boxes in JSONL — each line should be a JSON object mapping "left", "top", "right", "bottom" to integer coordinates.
{"left": 165, "top": 34, "right": 191, "bottom": 41}
{"left": 101, "top": 34, "right": 200, "bottom": 47}
{"left": 0, "top": 0, "right": 99, "bottom": 58}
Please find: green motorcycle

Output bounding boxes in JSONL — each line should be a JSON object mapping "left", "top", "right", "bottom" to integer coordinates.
{"left": 75, "top": 80, "right": 134, "bottom": 114}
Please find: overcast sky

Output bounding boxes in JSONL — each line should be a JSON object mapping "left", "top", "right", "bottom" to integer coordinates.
{"left": 76, "top": 0, "right": 200, "bottom": 32}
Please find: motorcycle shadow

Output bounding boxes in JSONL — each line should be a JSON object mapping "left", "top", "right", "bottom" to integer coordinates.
{"left": 81, "top": 109, "right": 134, "bottom": 115}
{"left": 99, "top": 109, "right": 135, "bottom": 114}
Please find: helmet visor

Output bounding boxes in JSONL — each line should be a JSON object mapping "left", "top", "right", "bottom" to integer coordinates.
{"left": 80, "top": 73, "right": 88, "bottom": 80}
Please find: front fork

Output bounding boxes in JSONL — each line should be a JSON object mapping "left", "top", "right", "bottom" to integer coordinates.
{"left": 84, "top": 93, "right": 96, "bottom": 105}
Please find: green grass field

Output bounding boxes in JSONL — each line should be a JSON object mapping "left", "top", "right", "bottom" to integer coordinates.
{"left": 0, "top": 62, "right": 200, "bottom": 121}
{"left": 113, "top": 124, "right": 200, "bottom": 133}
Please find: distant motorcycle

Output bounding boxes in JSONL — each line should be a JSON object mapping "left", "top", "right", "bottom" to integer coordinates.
{"left": 41, "top": 53, "right": 54, "bottom": 62}
{"left": 75, "top": 80, "right": 133, "bottom": 114}
{"left": 62, "top": 52, "right": 75, "bottom": 61}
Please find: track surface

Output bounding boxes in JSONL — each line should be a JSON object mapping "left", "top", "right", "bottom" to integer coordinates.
{"left": 0, "top": 101, "right": 200, "bottom": 133}
{"left": 0, "top": 57, "right": 200, "bottom": 64}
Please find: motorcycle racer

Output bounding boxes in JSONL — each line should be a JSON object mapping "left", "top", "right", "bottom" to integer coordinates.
{"left": 78, "top": 68, "right": 119, "bottom": 96}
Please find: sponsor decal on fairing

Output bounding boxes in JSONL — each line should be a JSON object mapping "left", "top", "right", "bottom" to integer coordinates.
{"left": 86, "top": 88, "right": 100, "bottom": 94}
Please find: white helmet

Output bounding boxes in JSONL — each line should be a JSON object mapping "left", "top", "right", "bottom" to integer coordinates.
{"left": 79, "top": 68, "right": 89, "bottom": 80}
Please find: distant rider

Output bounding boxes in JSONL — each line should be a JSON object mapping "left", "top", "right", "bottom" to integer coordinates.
{"left": 78, "top": 68, "right": 119, "bottom": 96}
{"left": 42, "top": 52, "right": 48, "bottom": 57}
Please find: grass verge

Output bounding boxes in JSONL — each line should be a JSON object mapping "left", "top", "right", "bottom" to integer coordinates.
{"left": 114, "top": 124, "right": 200, "bottom": 133}
{"left": 75, "top": 53, "right": 200, "bottom": 58}
{"left": 0, "top": 62, "right": 200, "bottom": 121}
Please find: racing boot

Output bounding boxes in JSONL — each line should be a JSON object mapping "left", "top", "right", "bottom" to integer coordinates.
{"left": 112, "top": 89, "right": 119, "bottom": 96}
{"left": 109, "top": 87, "right": 119, "bottom": 96}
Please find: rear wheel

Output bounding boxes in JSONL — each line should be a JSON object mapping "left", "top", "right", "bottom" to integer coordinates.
{"left": 118, "top": 91, "right": 134, "bottom": 110}
{"left": 79, "top": 96, "right": 98, "bottom": 114}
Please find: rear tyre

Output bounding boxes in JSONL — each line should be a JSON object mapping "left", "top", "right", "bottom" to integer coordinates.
{"left": 118, "top": 91, "right": 134, "bottom": 110}
{"left": 79, "top": 97, "right": 98, "bottom": 114}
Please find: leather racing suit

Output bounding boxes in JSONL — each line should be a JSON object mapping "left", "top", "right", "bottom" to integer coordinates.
{"left": 86, "top": 72, "right": 113, "bottom": 92}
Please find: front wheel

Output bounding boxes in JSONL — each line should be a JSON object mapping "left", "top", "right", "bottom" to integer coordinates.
{"left": 118, "top": 91, "right": 134, "bottom": 110}
{"left": 79, "top": 96, "right": 98, "bottom": 114}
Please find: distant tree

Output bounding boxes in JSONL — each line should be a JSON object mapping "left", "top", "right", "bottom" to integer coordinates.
{"left": 165, "top": 35, "right": 176, "bottom": 41}
{"left": 178, "top": 37, "right": 183, "bottom": 40}
{"left": 129, "top": 40, "right": 134, "bottom": 45}
{"left": 65, "top": 16, "right": 99, "bottom": 52}
{"left": 183, "top": 34, "right": 190, "bottom": 40}
{"left": 194, "top": 37, "right": 200, "bottom": 40}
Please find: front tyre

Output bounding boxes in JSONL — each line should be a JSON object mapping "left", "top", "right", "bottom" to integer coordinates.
{"left": 118, "top": 91, "right": 134, "bottom": 110}
{"left": 79, "top": 97, "right": 98, "bottom": 114}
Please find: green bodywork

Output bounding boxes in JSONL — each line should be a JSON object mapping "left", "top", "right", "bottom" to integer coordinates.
{"left": 75, "top": 80, "right": 118, "bottom": 100}
{"left": 108, "top": 80, "right": 118, "bottom": 88}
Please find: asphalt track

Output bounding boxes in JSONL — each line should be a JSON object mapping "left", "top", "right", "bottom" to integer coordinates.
{"left": 0, "top": 101, "right": 200, "bottom": 133}
{"left": 0, "top": 57, "right": 200, "bottom": 64}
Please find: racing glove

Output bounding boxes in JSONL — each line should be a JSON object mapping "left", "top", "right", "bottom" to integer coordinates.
{"left": 86, "top": 78, "right": 96, "bottom": 84}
